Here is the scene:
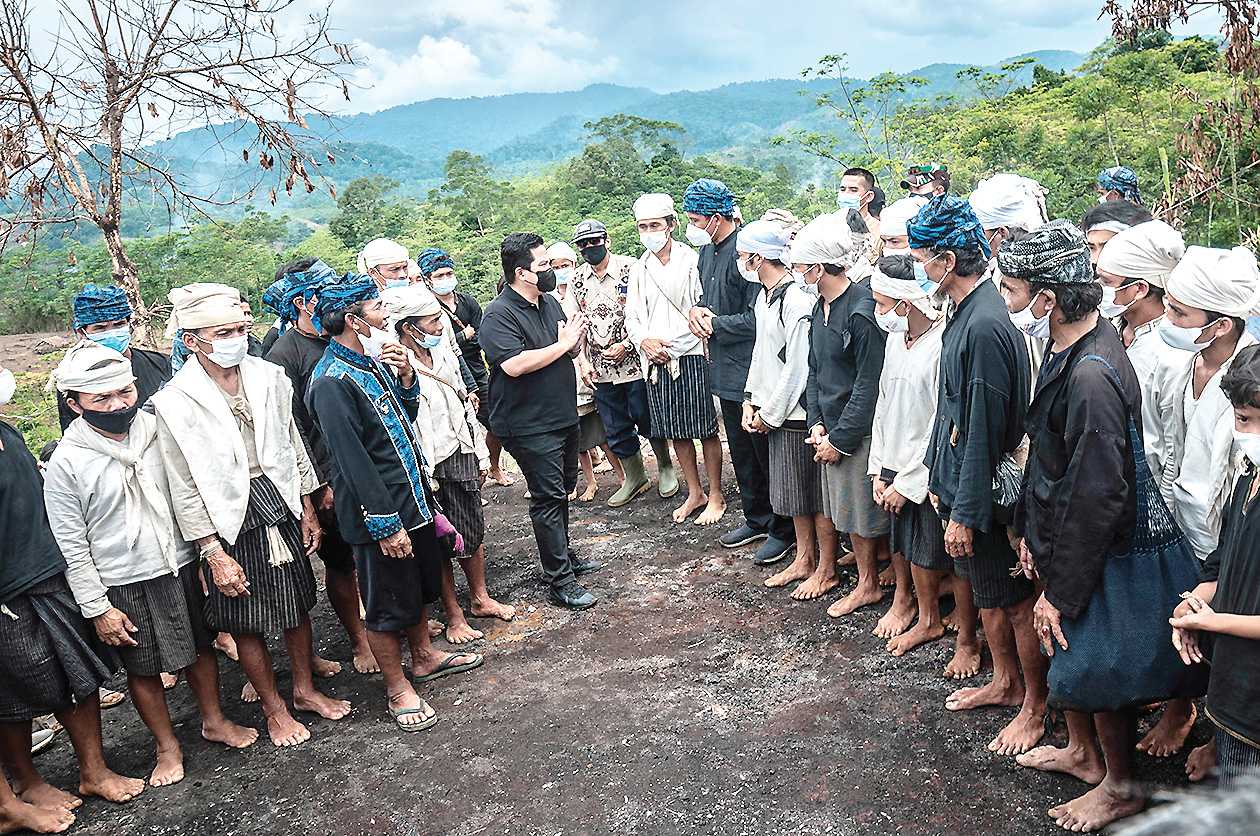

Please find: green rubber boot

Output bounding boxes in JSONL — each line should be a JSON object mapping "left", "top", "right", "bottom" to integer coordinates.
{"left": 607, "top": 452, "right": 650, "bottom": 508}
{"left": 650, "top": 437, "right": 679, "bottom": 498}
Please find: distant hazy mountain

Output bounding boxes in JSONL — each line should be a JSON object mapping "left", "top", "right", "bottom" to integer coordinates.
{"left": 146, "top": 49, "right": 1085, "bottom": 208}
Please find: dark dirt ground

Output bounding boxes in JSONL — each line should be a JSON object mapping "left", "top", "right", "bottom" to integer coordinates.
{"left": 28, "top": 456, "right": 1217, "bottom": 836}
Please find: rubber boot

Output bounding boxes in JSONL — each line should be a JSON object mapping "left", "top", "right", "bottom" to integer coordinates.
{"left": 607, "top": 452, "right": 650, "bottom": 508}
{"left": 649, "top": 437, "right": 679, "bottom": 498}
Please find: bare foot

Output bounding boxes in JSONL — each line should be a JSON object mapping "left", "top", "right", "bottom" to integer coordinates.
{"left": 79, "top": 770, "right": 145, "bottom": 804}
{"left": 672, "top": 493, "right": 708, "bottom": 524}
{"left": 579, "top": 483, "right": 598, "bottom": 502}
{"left": 352, "top": 647, "right": 381, "bottom": 675}
{"left": 567, "top": 488, "right": 578, "bottom": 502}
{"left": 160, "top": 672, "right": 178, "bottom": 690}
{"left": 265, "top": 709, "right": 311, "bottom": 747}
{"left": 293, "top": 690, "right": 352, "bottom": 721}
{"left": 312, "top": 656, "right": 342, "bottom": 678}
{"left": 873, "top": 599, "right": 916, "bottom": 639}
{"left": 1017, "top": 744, "right": 1106, "bottom": 784}
{"left": 241, "top": 682, "right": 259, "bottom": 703}
{"left": 764, "top": 559, "right": 813, "bottom": 589}
{"left": 877, "top": 564, "right": 896, "bottom": 587}
{"left": 469, "top": 597, "right": 516, "bottom": 622}
{"left": 1186, "top": 739, "right": 1216, "bottom": 782}
{"left": 148, "top": 746, "right": 184, "bottom": 787}
{"left": 428, "top": 620, "right": 445, "bottom": 638}
{"left": 988, "top": 705, "right": 1046, "bottom": 755}
{"left": 942, "top": 610, "right": 961, "bottom": 633}
{"left": 18, "top": 783, "right": 80, "bottom": 812}
{"left": 1136, "top": 701, "right": 1196, "bottom": 758}
{"left": 790, "top": 571, "right": 839, "bottom": 601}
{"left": 1050, "top": 781, "right": 1144, "bottom": 833}
{"left": 887, "top": 619, "right": 946, "bottom": 657}
{"left": 213, "top": 633, "right": 238, "bottom": 661}
{"left": 945, "top": 677, "right": 1023, "bottom": 712}
{"left": 444, "top": 621, "right": 485, "bottom": 644}
{"left": 488, "top": 470, "right": 515, "bottom": 487}
{"left": 837, "top": 551, "right": 857, "bottom": 567}
{"left": 943, "top": 638, "right": 982, "bottom": 680}
{"left": 98, "top": 688, "right": 125, "bottom": 709}
{"left": 0, "top": 797, "right": 75, "bottom": 833}
{"left": 201, "top": 718, "right": 258, "bottom": 749}
{"left": 827, "top": 584, "right": 883, "bottom": 618}
{"left": 694, "top": 496, "right": 727, "bottom": 526}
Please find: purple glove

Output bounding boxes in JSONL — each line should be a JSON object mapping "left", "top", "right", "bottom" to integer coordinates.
{"left": 434, "top": 511, "right": 465, "bottom": 555}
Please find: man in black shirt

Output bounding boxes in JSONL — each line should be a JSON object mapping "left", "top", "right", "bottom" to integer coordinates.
{"left": 480, "top": 233, "right": 596, "bottom": 609}
{"left": 262, "top": 261, "right": 377, "bottom": 675}
{"left": 684, "top": 178, "right": 795, "bottom": 565}
{"left": 910, "top": 195, "right": 1039, "bottom": 753}
{"left": 57, "top": 284, "right": 171, "bottom": 432}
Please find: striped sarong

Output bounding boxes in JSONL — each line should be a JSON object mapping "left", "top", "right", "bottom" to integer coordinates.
{"left": 206, "top": 476, "right": 316, "bottom": 636}
{"left": 435, "top": 451, "right": 485, "bottom": 554}
{"left": 645, "top": 354, "right": 718, "bottom": 441}
{"left": 106, "top": 561, "right": 209, "bottom": 677}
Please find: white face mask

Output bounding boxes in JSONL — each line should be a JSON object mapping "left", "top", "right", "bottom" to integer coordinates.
{"left": 875, "top": 304, "right": 909, "bottom": 334}
{"left": 640, "top": 231, "right": 670, "bottom": 254}
{"left": 1159, "top": 318, "right": 1219, "bottom": 353}
{"left": 685, "top": 221, "right": 714, "bottom": 248}
{"left": 203, "top": 334, "right": 250, "bottom": 368}
{"left": 1098, "top": 282, "right": 1136, "bottom": 319}
{"left": 0, "top": 367, "right": 15, "bottom": 406}
{"left": 1009, "top": 295, "right": 1051, "bottom": 339}
{"left": 1234, "top": 430, "right": 1260, "bottom": 465}
{"left": 431, "top": 276, "right": 458, "bottom": 296}
{"left": 554, "top": 267, "right": 574, "bottom": 286}
{"left": 353, "top": 317, "right": 393, "bottom": 360}
{"left": 1098, "top": 194, "right": 1110, "bottom": 204}
{"left": 738, "top": 255, "right": 761, "bottom": 283}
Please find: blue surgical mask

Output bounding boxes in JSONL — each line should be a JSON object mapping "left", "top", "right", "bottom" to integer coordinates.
{"left": 431, "top": 277, "right": 458, "bottom": 296}
{"left": 836, "top": 193, "right": 862, "bottom": 212}
{"left": 913, "top": 261, "right": 935, "bottom": 295}
{"left": 88, "top": 326, "right": 131, "bottom": 354}
{"left": 420, "top": 331, "right": 443, "bottom": 350}
{"left": 385, "top": 278, "right": 410, "bottom": 290}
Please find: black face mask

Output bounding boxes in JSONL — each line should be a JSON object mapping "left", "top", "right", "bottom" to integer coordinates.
{"left": 580, "top": 244, "right": 607, "bottom": 266}
{"left": 534, "top": 268, "right": 558, "bottom": 293}
{"left": 78, "top": 402, "right": 139, "bottom": 434}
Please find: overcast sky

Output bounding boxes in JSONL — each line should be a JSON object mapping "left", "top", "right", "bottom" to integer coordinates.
{"left": 28, "top": 1, "right": 1227, "bottom": 116}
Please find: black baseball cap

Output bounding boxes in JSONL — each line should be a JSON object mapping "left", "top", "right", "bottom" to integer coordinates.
{"left": 571, "top": 219, "right": 607, "bottom": 245}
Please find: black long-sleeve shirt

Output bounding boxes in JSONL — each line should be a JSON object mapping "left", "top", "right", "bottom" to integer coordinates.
{"left": 696, "top": 228, "right": 759, "bottom": 401}
{"left": 805, "top": 281, "right": 885, "bottom": 454}
{"left": 1014, "top": 320, "right": 1139, "bottom": 619}
{"left": 441, "top": 291, "right": 489, "bottom": 392}
{"left": 264, "top": 327, "right": 334, "bottom": 482}
{"left": 1202, "top": 465, "right": 1260, "bottom": 744}
{"left": 57, "top": 347, "right": 170, "bottom": 431}
{"left": 0, "top": 422, "right": 65, "bottom": 603}
{"left": 925, "top": 280, "right": 1030, "bottom": 534}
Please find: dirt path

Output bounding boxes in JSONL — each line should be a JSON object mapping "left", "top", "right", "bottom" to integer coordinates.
{"left": 33, "top": 464, "right": 1206, "bottom": 835}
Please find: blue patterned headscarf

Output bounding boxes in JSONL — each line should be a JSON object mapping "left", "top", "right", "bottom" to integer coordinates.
{"left": 906, "top": 194, "right": 992, "bottom": 259}
{"left": 72, "top": 283, "right": 132, "bottom": 330}
{"left": 170, "top": 330, "right": 190, "bottom": 372}
{"left": 417, "top": 247, "right": 455, "bottom": 277}
{"left": 682, "top": 178, "right": 736, "bottom": 218}
{"left": 311, "top": 274, "right": 379, "bottom": 334}
{"left": 262, "top": 259, "right": 337, "bottom": 327}
{"left": 1097, "top": 166, "right": 1141, "bottom": 204}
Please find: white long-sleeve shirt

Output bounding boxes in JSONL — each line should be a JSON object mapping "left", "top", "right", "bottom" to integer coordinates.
{"left": 409, "top": 341, "right": 489, "bottom": 476}
{"left": 745, "top": 277, "right": 814, "bottom": 428}
{"left": 624, "top": 242, "right": 703, "bottom": 381}
{"left": 1126, "top": 315, "right": 1191, "bottom": 486}
{"left": 42, "top": 413, "right": 196, "bottom": 618}
{"left": 867, "top": 318, "right": 944, "bottom": 504}
{"left": 1163, "top": 333, "right": 1257, "bottom": 560}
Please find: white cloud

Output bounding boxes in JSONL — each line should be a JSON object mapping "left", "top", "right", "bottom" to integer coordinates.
{"left": 331, "top": 0, "right": 618, "bottom": 112}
